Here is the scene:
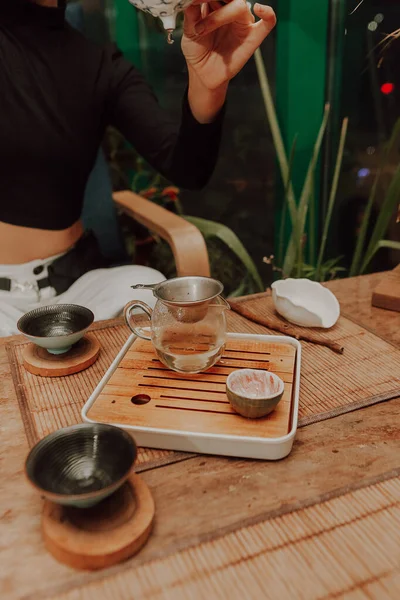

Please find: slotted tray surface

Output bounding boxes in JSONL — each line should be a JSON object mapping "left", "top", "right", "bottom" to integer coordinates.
{"left": 85, "top": 336, "right": 297, "bottom": 440}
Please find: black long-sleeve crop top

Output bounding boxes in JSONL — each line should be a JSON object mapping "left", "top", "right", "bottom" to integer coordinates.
{"left": 0, "top": 1, "right": 224, "bottom": 230}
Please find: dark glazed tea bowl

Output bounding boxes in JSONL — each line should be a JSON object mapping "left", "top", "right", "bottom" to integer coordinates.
{"left": 17, "top": 304, "right": 94, "bottom": 354}
{"left": 25, "top": 424, "right": 137, "bottom": 508}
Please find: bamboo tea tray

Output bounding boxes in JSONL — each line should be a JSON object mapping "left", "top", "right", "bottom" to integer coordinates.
{"left": 82, "top": 333, "right": 301, "bottom": 460}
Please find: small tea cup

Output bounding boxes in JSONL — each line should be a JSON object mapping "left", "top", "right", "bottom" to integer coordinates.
{"left": 17, "top": 304, "right": 94, "bottom": 355}
{"left": 226, "top": 369, "right": 284, "bottom": 419}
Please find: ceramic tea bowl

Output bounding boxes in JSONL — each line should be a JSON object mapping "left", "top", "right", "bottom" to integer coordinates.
{"left": 17, "top": 304, "right": 94, "bottom": 355}
{"left": 25, "top": 424, "right": 137, "bottom": 508}
{"left": 226, "top": 369, "right": 284, "bottom": 419}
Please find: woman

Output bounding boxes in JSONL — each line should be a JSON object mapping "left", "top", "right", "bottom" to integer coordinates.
{"left": 0, "top": 0, "right": 276, "bottom": 335}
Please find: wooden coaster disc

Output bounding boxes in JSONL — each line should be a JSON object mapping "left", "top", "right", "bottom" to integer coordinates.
{"left": 23, "top": 334, "right": 100, "bottom": 377}
{"left": 42, "top": 473, "right": 155, "bottom": 571}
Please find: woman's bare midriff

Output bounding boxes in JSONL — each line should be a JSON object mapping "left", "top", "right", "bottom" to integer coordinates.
{"left": 0, "top": 220, "right": 84, "bottom": 264}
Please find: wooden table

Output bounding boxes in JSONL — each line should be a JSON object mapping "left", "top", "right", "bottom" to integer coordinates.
{"left": 1, "top": 272, "right": 400, "bottom": 599}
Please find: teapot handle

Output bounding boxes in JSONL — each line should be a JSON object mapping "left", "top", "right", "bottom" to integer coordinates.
{"left": 124, "top": 301, "right": 153, "bottom": 341}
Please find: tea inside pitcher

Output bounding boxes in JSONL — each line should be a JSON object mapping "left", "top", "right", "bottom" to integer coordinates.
{"left": 154, "top": 326, "right": 225, "bottom": 373}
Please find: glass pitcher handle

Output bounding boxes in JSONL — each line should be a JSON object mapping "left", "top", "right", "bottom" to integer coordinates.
{"left": 124, "top": 301, "right": 153, "bottom": 341}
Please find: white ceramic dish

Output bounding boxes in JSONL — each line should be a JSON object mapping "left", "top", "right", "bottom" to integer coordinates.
{"left": 271, "top": 278, "right": 340, "bottom": 328}
{"left": 81, "top": 333, "right": 301, "bottom": 461}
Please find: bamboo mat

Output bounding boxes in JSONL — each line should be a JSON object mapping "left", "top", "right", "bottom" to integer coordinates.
{"left": 7, "top": 302, "right": 400, "bottom": 465}
{"left": 46, "top": 470, "right": 400, "bottom": 599}
{"left": 229, "top": 294, "right": 400, "bottom": 427}
{"left": 6, "top": 320, "right": 189, "bottom": 471}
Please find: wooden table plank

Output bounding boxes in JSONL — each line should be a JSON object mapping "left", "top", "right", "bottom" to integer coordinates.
{"left": 129, "top": 399, "right": 400, "bottom": 563}
{"left": 3, "top": 399, "right": 399, "bottom": 600}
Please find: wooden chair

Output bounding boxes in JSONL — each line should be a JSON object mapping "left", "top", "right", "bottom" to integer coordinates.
{"left": 67, "top": 3, "right": 211, "bottom": 278}
{"left": 113, "top": 191, "right": 210, "bottom": 277}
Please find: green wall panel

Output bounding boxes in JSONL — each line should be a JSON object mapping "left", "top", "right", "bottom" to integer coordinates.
{"left": 114, "top": 0, "right": 142, "bottom": 67}
{"left": 275, "top": 0, "right": 329, "bottom": 262}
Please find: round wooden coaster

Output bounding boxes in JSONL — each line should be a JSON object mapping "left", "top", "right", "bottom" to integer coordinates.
{"left": 22, "top": 334, "right": 100, "bottom": 377}
{"left": 42, "top": 473, "right": 155, "bottom": 571}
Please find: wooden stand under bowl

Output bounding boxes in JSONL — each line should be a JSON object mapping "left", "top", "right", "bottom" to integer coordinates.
{"left": 23, "top": 334, "right": 100, "bottom": 377}
{"left": 42, "top": 473, "right": 155, "bottom": 570}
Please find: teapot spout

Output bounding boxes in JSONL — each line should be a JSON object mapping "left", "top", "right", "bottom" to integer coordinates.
{"left": 160, "top": 14, "right": 176, "bottom": 30}
{"left": 159, "top": 15, "right": 177, "bottom": 44}
{"left": 221, "top": 296, "right": 231, "bottom": 310}
{"left": 210, "top": 296, "right": 231, "bottom": 310}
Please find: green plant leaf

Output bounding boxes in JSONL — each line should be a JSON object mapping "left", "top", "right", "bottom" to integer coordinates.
{"left": 376, "top": 239, "right": 400, "bottom": 251}
{"left": 308, "top": 171, "right": 316, "bottom": 267}
{"left": 296, "top": 256, "right": 345, "bottom": 281}
{"left": 349, "top": 168, "right": 381, "bottom": 276}
{"left": 184, "top": 216, "right": 264, "bottom": 292}
{"left": 230, "top": 276, "right": 252, "bottom": 298}
{"left": 254, "top": 49, "right": 298, "bottom": 228}
{"left": 357, "top": 238, "right": 399, "bottom": 271}
{"left": 360, "top": 162, "right": 400, "bottom": 273}
{"left": 350, "top": 117, "right": 400, "bottom": 276}
{"left": 283, "top": 104, "right": 331, "bottom": 276}
{"left": 316, "top": 117, "right": 349, "bottom": 280}
{"left": 321, "top": 255, "right": 345, "bottom": 270}
{"left": 363, "top": 238, "right": 400, "bottom": 264}
{"left": 278, "top": 135, "right": 298, "bottom": 266}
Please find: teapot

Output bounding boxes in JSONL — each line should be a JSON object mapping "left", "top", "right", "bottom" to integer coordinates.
{"left": 128, "top": 0, "right": 194, "bottom": 44}
{"left": 124, "top": 276, "right": 230, "bottom": 373}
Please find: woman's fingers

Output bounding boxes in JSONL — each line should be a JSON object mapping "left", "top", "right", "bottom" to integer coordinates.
{"left": 201, "top": 2, "right": 210, "bottom": 19}
{"left": 249, "top": 4, "right": 276, "bottom": 43}
{"left": 253, "top": 3, "right": 276, "bottom": 25}
{"left": 185, "top": 0, "right": 275, "bottom": 45}
{"left": 209, "top": 1, "right": 225, "bottom": 13}
{"left": 184, "top": 3, "right": 203, "bottom": 35}
{"left": 194, "top": 0, "right": 253, "bottom": 36}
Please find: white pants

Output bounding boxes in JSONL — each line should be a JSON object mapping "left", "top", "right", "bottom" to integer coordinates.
{"left": 0, "top": 253, "right": 165, "bottom": 337}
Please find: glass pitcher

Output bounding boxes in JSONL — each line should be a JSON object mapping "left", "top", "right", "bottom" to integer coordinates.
{"left": 124, "top": 276, "right": 230, "bottom": 374}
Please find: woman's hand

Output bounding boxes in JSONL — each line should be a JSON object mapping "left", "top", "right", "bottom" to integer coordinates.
{"left": 182, "top": 0, "right": 276, "bottom": 123}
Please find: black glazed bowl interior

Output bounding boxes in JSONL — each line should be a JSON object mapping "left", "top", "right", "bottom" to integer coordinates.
{"left": 17, "top": 304, "right": 94, "bottom": 338}
{"left": 25, "top": 423, "right": 137, "bottom": 507}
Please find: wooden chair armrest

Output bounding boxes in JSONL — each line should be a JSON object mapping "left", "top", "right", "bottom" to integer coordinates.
{"left": 113, "top": 190, "right": 210, "bottom": 277}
